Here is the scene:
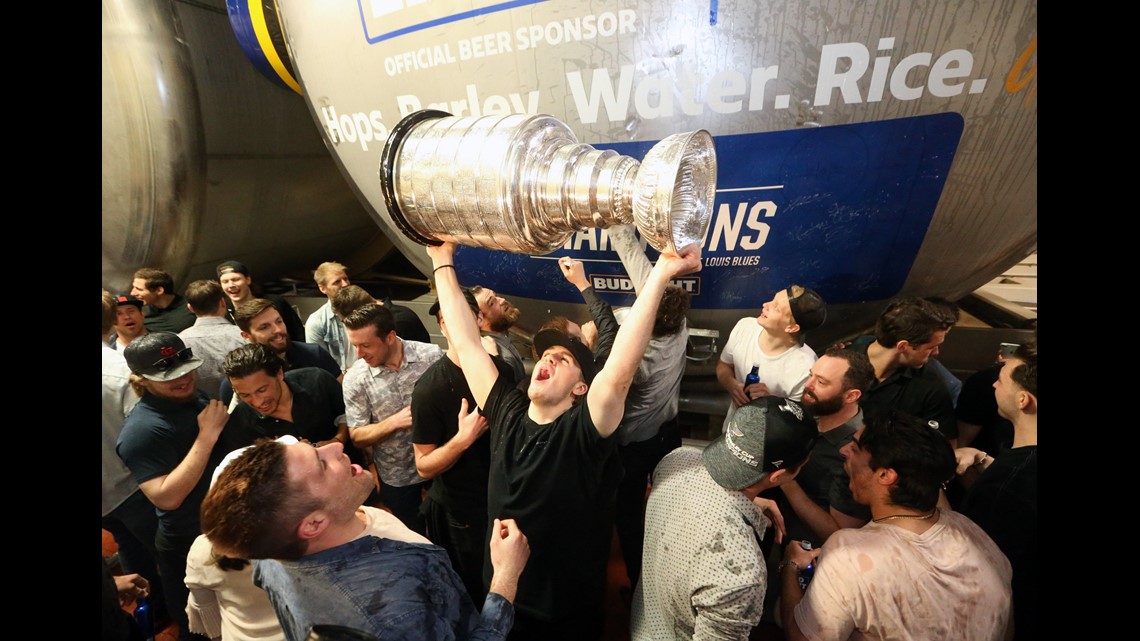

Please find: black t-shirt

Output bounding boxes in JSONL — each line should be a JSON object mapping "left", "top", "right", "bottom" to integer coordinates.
{"left": 960, "top": 446, "right": 1037, "bottom": 641}
{"left": 781, "top": 416, "right": 870, "bottom": 545}
{"left": 117, "top": 391, "right": 226, "bottom": 537}
{"left": 222, "top": 367, "right": 364, "bottom": 463}
{"left": 848, "top": 336, "right": 959, "bottom": 440}
{"left": 956, "top": 364, "right": 1014, "bottom": 453}
{"left": 141, "top": 294, "right": 197, "bottom": 333}
{"left": 381, "top": 296, "right": 432, "bottom": 344}
{"left": 481, "top": 376, "right": 622, "bottom": 622}
{"left": 410, "top": 355, "right": 514, "bottom": 518}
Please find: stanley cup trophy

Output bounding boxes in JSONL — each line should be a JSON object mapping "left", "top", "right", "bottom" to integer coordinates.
{"left": 379, "top": 110, "right": 717, "bottom": 255}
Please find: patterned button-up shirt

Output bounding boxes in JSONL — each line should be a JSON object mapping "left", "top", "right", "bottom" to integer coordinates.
{"left": 631, "top": 446, "right": 771, "bottom": 641}
{"left": 343, "top": 339, "right": 443, "bottom": 486}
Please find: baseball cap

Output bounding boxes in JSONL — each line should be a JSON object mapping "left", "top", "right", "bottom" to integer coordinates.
{"left": 123, "top": 332, "right": 204, "bottom": 382}
{"left": 532, "top": 328, "right": 597, "bottom": 385}
{"left": 216, "top": 260, "right": 250, "bottom": 278}
{"left": 428, "top": 288, "right": 479, "bottom": 317}
{"left": 115, "top": 293, "right": 144, "bottom": 309}
{"left": 787, "top": 285, "right": 827, "bottom": 333}
{"left": 703, "top": 396, "right": 818, "bottom": 490}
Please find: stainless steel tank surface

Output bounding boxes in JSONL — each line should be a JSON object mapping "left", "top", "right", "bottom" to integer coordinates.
{"left": 104, "top": 0, "right": 1035, "bottom": 348}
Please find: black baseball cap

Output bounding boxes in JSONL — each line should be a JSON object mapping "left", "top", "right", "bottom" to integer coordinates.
{"left": 115, "top": 293, "right": 144, "bottom": 309}
{"left": 532, "top": 328, "right": 597, "bottom": 385}
{"left": 123, "top": 332, "right": 204, "bottom": 382}
{"left": 216, "top": 260, "right": 250, "bottom": 278}
{"left": 787, "top": 285, "right": 827, "bottom": 333}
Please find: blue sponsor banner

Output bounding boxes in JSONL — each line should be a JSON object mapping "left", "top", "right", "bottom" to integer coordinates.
{"left": 359, "top": 0, "right": 548, "bottom": 43}
{"left": 454, "top": 112, "right": 963, "bottom": 308}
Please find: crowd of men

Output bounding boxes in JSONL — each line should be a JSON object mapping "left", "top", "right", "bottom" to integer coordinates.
{"left": 103, "top": 245, "right": 1036, "bottom": 641}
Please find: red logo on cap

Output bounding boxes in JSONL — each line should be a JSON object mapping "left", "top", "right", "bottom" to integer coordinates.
{"left": 159, "top": 346, "right": 178, "bottom": 357}
{"left": 117, "top": 296, "right": 128, "bottom": 303}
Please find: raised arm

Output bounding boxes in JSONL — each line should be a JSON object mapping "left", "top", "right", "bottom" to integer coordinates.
{"left": 608, "top": 224, "right": 653, "bottom": 293}
{"left": 427, "top": 243, "right": 499, "bottom": 408}
{"left": 587, "top": 248, "right": 701, "bottom": 436}
{"left": 558, "top": 256, "right": 618, "bottom": 364}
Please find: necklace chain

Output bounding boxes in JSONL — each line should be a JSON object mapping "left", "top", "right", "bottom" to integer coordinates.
{"left": 872, "top": 508, "right": 939, "bottom": 523}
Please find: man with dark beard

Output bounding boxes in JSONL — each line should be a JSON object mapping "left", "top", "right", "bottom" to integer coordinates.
{"left": 472, "top": 286, "right": 526, "bottom": 383}
{"left": 777, "top": 348, "right": 876, "bottom": 547}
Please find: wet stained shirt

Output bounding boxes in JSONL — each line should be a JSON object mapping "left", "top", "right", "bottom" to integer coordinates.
{"left": 794, "top": 510, "right": 1012, "bottom": 641}
{"left": 631, "top": 446, "right": 770, "bottom": 641}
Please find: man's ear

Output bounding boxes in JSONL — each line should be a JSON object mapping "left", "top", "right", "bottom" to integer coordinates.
{"left": 767, "top": 468, "right": 788, "bottom": 484}
{"left": 240, "top": 331, "right": 252, "bottom": 342}
{"left": 786, "top": 322, "right": 801, "bottom": 336}
{"left": 877, "top": 467, "right": 898, "bottom": 487}
{"left": 895, "top": 340, "right": 911, "bottom": 353}
{"left": 843, "top": 388, "right": 862, "bottom": 405}
{"left": 573, "top": 381, "right": 589, "bottom": 398}
{"left": 1019, "top": 391, "right": 1037, "bottom": 414}
{"left": 297, "top": 510, "right": 330, "bottom": 542}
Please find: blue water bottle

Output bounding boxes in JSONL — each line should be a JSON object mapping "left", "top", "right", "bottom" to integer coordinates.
{"left": 797, "top": 540, "right": 815, "bottom": 591}
{"left": 134, "top": 596, "right": 156, "bottom": 641}
{"left": 744, "top": 364, "right": 761, "bottom": 389}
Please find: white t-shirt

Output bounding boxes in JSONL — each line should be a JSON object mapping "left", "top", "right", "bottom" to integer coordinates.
{"left": 719, "top": 317, "right": 816, "bottom": 430}
{"left": 794, "top": 510, "right": 1012, "bottom": 641}
{"left": 358, "top": 505, "right": 431, "bottom": 545}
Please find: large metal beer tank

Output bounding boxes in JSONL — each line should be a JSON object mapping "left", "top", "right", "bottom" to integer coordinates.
{"left": 102, "top": 0, "right": 391, "bottom": 295}
{"left": 103, "top": 0, "right": 1036, "bottom": 350}
{"left": 273, "top": 0, "right": 1036, "bottom": 346}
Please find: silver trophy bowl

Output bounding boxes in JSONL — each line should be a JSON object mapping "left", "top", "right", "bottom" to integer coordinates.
{"left": 379, "top": 110, "right": 716, "bottom": 255}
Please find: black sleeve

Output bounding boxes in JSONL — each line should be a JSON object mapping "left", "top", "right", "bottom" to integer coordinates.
{"left": 273, "top": 297, "right": 308, "bottom": 343}
{"left": 580, "top": 286, "right": 618, "bottom": 368}
{"left": 385, "top": 298, "right": 432, "bottom": 343}
{"left": 314, "top": 345, "right": 342, "bottom": 379}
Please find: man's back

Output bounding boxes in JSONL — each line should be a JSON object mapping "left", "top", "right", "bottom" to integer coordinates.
{"left": 793, "top": 510, "right": 1011, "bottom": 641}
{"left": 620, "top": 325, "right": 688, "bottom": 444}
{"left": 180, "top": 318, "right": 245, "bottom": 400}
{"left": 632, "top": 446, "right": 769, "bottom": 641}
{"left": 960, "top": 446, "right": 1037, "bottom": 641}
{"left": 142, "top": 294, "right": 197, "bottom": 333}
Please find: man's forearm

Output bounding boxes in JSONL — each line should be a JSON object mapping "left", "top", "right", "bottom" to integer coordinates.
{"left": 349, "top": 417, "right": 403, "bottom": 448}
{"left": 780, "top": 563, "right": 810, "bottom": 641}
{"left": 783, "top": 481, "right": 841, "bottom": 543}
{"left": 138, "top": 432, "right": 219, "bottom": 511}
{"left": 414, "top": 436, "right": 471, "bottom": 479}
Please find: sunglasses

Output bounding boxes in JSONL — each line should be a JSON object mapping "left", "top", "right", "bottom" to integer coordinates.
{"left": 152, "top": 347, "right": 194, "bottom": 372}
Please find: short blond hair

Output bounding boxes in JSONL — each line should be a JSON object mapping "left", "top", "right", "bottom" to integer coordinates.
{"left": 313, "top": 261, "right": 348, "bottom": 287}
